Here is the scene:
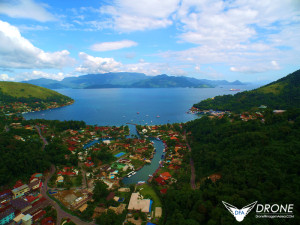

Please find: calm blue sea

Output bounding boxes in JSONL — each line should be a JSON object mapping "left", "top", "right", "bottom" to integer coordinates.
{"left": 23, "top": 85, "right": 259, "bottom": 126}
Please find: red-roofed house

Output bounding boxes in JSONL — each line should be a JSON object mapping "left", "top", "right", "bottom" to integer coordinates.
{"left": 208, "top": 173, "right": 221, "bottom": 183}
{"left": 160, "top": 172, "right": 172, "bottom": 180}
{"left": 13, "top": 180, "right": 24, "bottom": 189}
{"left": 41, "top": 217, "right": 55, "bottom": 225}
{"left": 85, "top": 162, "right": 94, "bottom": 167}
{"left": 160, "top": 188, "right": 168, "bottom": 194}
{"left": 32, "top": 210, "right": 46, "bottom": 222}
{"left": 155, "top": 177, "right": 166, "bottom": 186}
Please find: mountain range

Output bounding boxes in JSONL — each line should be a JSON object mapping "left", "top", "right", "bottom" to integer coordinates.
{"left": 22, "top": 72, "right": 245, "bottom": 89}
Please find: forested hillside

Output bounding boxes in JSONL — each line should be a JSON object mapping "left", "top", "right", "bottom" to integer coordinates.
{"left": 0, "top": 117, "right": 86, "bottom": 187}
{"left": 161, "top": 110, "right": 300, "bottom": 224}
{"left": 193, "top": 69, "right": 300, "bottom": 112}
{"left": 0, "top": 81, "right": 72, "bottom": 104}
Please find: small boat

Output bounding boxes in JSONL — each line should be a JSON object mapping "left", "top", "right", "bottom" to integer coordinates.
{"left": 149, "top": 174, "right": 153, "bottom": 177}
{"left": 156, "top": 137, "right": 160, "bottom": 140}
{"left": 127, "top": 175, "right": 131, "bottom": 178}
{"left": 138, "top": 181, "right": 145, "bottom": 184}
{"left": 132, "top": 172, "right": 136, "bottom": 175}
{"left": 230, "top": 88, "right": 240, "bottom": 91}
{"left": 156, "top": 115, "right": 160, "bottom": 118}
{"left": 137, "top": 112, "right": 140, "bottom": 114}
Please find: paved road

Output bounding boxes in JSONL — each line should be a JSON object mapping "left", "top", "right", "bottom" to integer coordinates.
{"left": 183, "top": 131, "right": 196, "bottom": 190}
{"left": 35, "top": 125, "right": 48, "bottom": 150}
{"left": 41, "top": 165, "right": 95, "bottom": 225}
{"left": 36, "top": 127, "right": 94, "bottom": 225}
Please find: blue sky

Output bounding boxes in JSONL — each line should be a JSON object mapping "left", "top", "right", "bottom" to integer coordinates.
{"left": 0, "top": 0, "right": 299, "bottom": 82}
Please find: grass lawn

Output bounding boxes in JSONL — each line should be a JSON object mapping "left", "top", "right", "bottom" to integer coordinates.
{"left": 137, "top": 184, "right": 162, "bottom": 209}
{"left": 131, "top": 159, "right": 145, "bottom": 169}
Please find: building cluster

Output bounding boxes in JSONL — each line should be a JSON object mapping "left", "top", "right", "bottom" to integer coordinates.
{"left": 0, "top": 174, "right": 54, "bottom": 225}
{"left": 1, "top": 101, "right": 73, "bottom": 116}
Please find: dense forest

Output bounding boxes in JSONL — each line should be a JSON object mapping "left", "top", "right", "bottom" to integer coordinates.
{"left": 0, "top": 117, "right": 86, "bottom": 187}
{"left": 160, "top": 109, "right": 300, "bottom": 224}
{"left": 194, "top": 69, "right": 300, "bottom": 112}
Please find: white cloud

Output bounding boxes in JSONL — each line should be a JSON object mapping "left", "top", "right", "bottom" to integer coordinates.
{"left": 90, "top": 40, "right": 138, "bottom": 52}
{"left": 99, "top": 0, "right": 180, "bottom": 32}
{"left": 158, "top": 0, "right": 300, "bottom": 74}
{"left": 19, "top": 71, "right": 67, "bottom": 81}
{"left": 0, "top": 20, "right": 75, "bottom": 69}
{"left": 76, "top": 52, "right": 122, "bottom": 74}
{"left": 76, "top": 52, "right": 186, "bottom": 76}
{"left": 0, "top": 74, "right": 15, "bottom": 81}
{"left": 0, "top": 0, "right": 55, "bottom": 22}
{"left": 230, "top": 61, "right": 281, "bottom": 73}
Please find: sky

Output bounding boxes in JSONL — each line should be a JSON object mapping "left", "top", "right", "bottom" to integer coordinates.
{"left": 0, "top": 0, "right": 299, "bottom": 82}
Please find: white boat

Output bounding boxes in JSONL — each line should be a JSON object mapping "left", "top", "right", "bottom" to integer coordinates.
{"left": 128, "top": 175, "right": 132, "bottom": 178}
{"left": 132, "top": 172, "right": 136, "bottom": 175}
{"left": 138, "top": 181, "right": 145, "bottom": 184}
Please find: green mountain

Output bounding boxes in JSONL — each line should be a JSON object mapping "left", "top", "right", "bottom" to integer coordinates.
{"left": 194, "top": 69, "right": 300, "bottom": 112}
{"left": 0, "top": 81, "right": 72, "bottom": 104}
{"left": 131, "top": 74, "right": 213, "bottom": 88}
{"left": 23, "top": 72, "right": 244, "bottom": 89}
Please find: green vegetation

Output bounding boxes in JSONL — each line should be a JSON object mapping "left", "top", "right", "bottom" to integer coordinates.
{"left": 0, "top": 81, "right": 72, "bottom": 103}
{"left": 96, "top": 209, "right": 127, "bottom": 225}
{"left": 194, "top": 69, "right": 300, "bottom": 112}
{"left": 160, "top": 110, "right": 300, "bottom": 224}
{"left": 137, "top": 183, "right": 162, "bottom": 208}
{"left": 0, "top": 117, "right": 85, "bottom": 187}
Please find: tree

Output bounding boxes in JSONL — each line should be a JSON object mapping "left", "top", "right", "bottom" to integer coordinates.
{"left": 93, "top": 181, "right": 109, "bottom": 202}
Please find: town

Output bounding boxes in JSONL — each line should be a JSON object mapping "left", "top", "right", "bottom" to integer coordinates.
{"left": 1, "top": 99, "right": 287, "bottom": 225}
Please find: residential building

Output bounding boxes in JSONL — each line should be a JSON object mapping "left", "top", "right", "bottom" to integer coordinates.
{"left": 21, "top": 214, "right": 33, "bottom": 225}
{"left": 128, "top": 192, "right": 151, "bottom": 213}
{"left": 11, "top": 185, "right": 29, "bottom": 199}
{"left": 10, "top": 198, "right": 32, "bottom": 213}
{"left": 0, "top": 208, "right": 15, "bottom": 225}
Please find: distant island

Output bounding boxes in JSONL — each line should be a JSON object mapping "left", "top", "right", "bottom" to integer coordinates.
{"left": 22, "top": 72, "right": 245, "bottom": 89}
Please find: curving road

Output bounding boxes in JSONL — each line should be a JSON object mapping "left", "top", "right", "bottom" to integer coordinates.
{"left": 35, "top": 125, "right": 48, "bottom": 150}
{"left": 41, "top": 165, "right": 95, "bottom": 225}
{"left": 183, "top": 131, "right": 196, "bottom": 190}
{"left": 36, "top": 126, "right": 94, "bottom": 225}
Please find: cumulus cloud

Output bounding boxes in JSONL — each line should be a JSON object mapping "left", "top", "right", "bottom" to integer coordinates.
{"left": 158, "top": 0, "right": 300, "bottom": 74}
{"left": 90, "top": 40, "right": 138, "bottom": 52}
{"left": 230, "top": 61, "right": 281, "bottom": 73}
{"left": 0, "top": 0, "right": 55, "bottom": 22}
{"left": 20, "top": 71, "right": 69, "bottom": 81}
{"left": 99, "top": 0, "right": 180, "bottom": 32}
{"left": 76, "top": 52, "right": 122, "bottom": 74}
{"left": 76, "top": 52, "right": 185, "bottom": 76}
{"left": 0, "top": 74, "right": 15, "bottom": 81}
{"left": 0, "top": 20, "right": 75, "bottom": 69}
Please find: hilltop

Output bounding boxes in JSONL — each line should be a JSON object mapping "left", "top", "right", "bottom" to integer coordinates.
{"left": 0, "top": 82, "right": 73, "bottom": 114}
{"left": 0, "top": 81, "right": 72, "bottom": 103}
{"left": 193, "top": 69, "right": 300, "bottom": 112}
{"left": 23, "top": 72, "right": 245, "bottom": 89}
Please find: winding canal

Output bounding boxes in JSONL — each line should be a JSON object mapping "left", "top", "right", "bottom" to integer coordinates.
{"left": 122, "top": 124, "right": 165, "bottom": 185}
